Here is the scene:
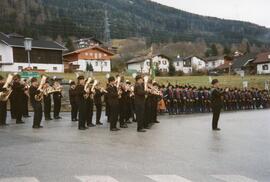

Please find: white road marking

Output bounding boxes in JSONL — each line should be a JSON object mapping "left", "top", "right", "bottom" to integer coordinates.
{"left": 146, "top": 175, "right": 193, "bottom": 182}
{"left": 75, "top": 175, "right": 119, "bottom": 182}
{"left": 0, "top": 177, "right": 39, "bottom": 182}
{"left": 212, "top": 175, "right": 258, "bottom": 182}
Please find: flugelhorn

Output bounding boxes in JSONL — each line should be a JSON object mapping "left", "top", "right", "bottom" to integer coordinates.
{"left": 34, "top": 75, "right": 47, "bottom": 101}
{"left": 0, "top": 74, "right": 14, "bottom": 101}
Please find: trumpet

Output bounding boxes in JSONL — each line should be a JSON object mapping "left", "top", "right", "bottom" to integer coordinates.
{"left": 34, "top": 76, "right": 47, "bottom": 101}
{"left": 83, "top": 77, "right": 95, "bottom": 99}
{"left": 0, "top": 74, "right": 14, "bottom": 101}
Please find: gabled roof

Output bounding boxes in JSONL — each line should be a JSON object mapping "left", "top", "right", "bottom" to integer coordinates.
{"left": 232, "top": 53, "right": 256, "bottom": 69}
{"left": 0, "top": 32, "right": 66, "bottom": 51}
{"left": 205, "top": 56, "right": 224, "bottom": 62}
{"left": 126, "top": 54, "right": 170, "bottom": 64}
{"left": 63, "top": 46, "right": 114, "bottom": 57}
{"left": 253, "top": 52, "right": 270, "bottom": 64}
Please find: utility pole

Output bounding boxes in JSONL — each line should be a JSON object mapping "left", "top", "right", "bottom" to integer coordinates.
{"left": 104, "top": 10, "right": 111, "bottom": 48}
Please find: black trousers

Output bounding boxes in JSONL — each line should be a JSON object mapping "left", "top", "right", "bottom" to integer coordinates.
{"left": 212, "top": 107, "right": 221, "bottom": 129}
{"left": 95, "top": 103, "right": 102, "bottom": 123}
{"left": 0, "top": 101, "right": 7, "bottom": 125}
{"left": 22, "top": 95, "right": 29, "bottom": 116}
{"left": 44, "top": 99, "right": 51, "bottom": 119}
{"left": 53, "top": 98, "right": 61, "bottom": 118}
{"left": 14, "top": 100, "right": 23, "bottom": 122}
{"left": 32, "top": 101, "right": 42, "bottom": 127}
{"left": 108, "top": 103, "right": 119, "bottom": 130}
{"left": 78, "top": 100, "right": 87, "bottom": 128}
{"left": 86, "top": 99, "right": 94, "bottom": 125}
{"left": 144, "top": 98, "right": 152, "bottom": 127}
{"left": 135, "top": 101, "right": 145, "bottom": 130}
{"left": 71, "top": 101, "right": 78, "bottom": 120}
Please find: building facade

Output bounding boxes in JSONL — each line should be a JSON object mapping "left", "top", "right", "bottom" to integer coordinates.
{"left": 174, "top": 56, "right": 206, "bottom": 74}
{"left": 253, "top": 52, "right": 270, "bottom": 74}
{"left": 127, "top": 54, "right": 170, "bottom": 73}
{"left": 0, "top": 32, "right": 66, "bottom": 72}
{"left": 63, "top": 46, "right": 114, "bottom": 72}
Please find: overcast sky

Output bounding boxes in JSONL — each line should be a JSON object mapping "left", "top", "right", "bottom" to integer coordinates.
{"left": 152, "top": 0, "right": 270, "bottom": 28}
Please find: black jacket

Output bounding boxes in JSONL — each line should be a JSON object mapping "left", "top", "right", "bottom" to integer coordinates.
{"left": 134, "top": 83, "right": 146, "bottom": 104}
{"left": 211, "top": 88, "right": 223, "bottom": 109}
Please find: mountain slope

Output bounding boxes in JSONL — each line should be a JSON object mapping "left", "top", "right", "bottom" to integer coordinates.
{"left": 0, "top": 0, "right": 270, "bottom": 44}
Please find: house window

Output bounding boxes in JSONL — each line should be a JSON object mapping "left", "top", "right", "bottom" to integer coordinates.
{"left": 176, "top": 62, "right": 179, "bottom": 66}
{"left": 99, "top": 53, "right": 102, "bottom": 58}
{"left": 104, "top": 62, "right": 107, "bottom": 67}
{"left": 90, "top": 53, "right": 93, "bottom": 57}
{"left": 104, "top": 53, "right": 107, "bottom": 57}
{"left": 85, "top": 53, "right": 88, "bottom": 56}
{"left": 262, "top": 65, "right": 269, "bottom": 70}
{"left": 95, "top": 53, "right": 98, "bottom": 59}
{"left": 33, "top": 66, "right": 38, "bottom": 70}
{"left": 95, "top": 61, "right": 98, "bottom": 66}
{"left": 162, "top": 60, "right": 167, "bottom": 65}
{"left": 0, "top": 55, "right": 2, "bottom": 62}
{"left": 18, "top": 66, "right": 23, "bottom": 71}
{"left": 53, "top": 67, "right": 57, "bottom": 71}
{"left": 158, "top": 61, "right": 161, "bottom": 65}
{"left": 212, "top": 62, "right": 216, "bottom": 67}
{"left": 146, "top": 61, "right": 150, "bottom": 66}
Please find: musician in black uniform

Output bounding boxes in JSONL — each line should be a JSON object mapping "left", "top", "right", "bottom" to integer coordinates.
{"left": 106, "top": 76, "right": 120, "bottom": 131}
{"left": 0, "top": 75, "right": 8, "bottom": 126}
{"left": 94, "top": 82, "right": 104, "bottom": 125}
{"left": 211, "top": 79, "right": 223, "bottom": 131}
{"left": 29, "top": 78, "right": 43, "bottom": 129}
{"left": 134, "top": 75, "right": 147, "bottom": 132}
{"left": 85, "top": 80, "right": 95, "bottom": 127}
{"left": 12, "top": 74, "right": 25, "bottom": 124}
{"left": 43, "top": 81, "right": 52, "bottom": 121}
{"left": 52, "top": 80, "right": 62, "bottom": 119}
{"left": 69, "top": 81, "right": 78, "bottom": 121}
{"left": 75, "top": 76, "right": 87, "bottom": 130}
{"left": 22, "top": 79, "right": 30, "bottom": 118}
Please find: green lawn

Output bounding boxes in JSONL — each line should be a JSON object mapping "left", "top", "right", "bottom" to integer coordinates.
{"left": 1, "top": 71, "right": 269, "bottom": 89}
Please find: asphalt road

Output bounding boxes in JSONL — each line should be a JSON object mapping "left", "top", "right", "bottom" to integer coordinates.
{"left": 0, "top": 110, "right": 269, "bottom": 182}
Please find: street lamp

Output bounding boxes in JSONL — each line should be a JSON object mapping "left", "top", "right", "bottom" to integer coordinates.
{"left": 24, "top": 38, "right": 33, "bottom": 68}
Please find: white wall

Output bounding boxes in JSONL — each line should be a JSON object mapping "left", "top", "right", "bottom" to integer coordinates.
{"left": 75, "top": 59, "right": 111, "bottom": 72}
{"left": 257, "top": 63, "right": 270, "bottom": 74}
{"left": 0, "top": 42, "right": 13, "bottom": 65}
{"left": 173, "top": 57, "right": 206, "bottom": 74}
{"left": 127, "top": 56, "right": 169, "bottom": 73}
{"left": 207, "top": 59, "right": 224, "bottom": 70}
{"left": 2, "top": 63, "right": 64, "bottom": 73}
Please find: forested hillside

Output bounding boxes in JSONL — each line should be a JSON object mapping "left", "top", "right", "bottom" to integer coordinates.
{"left": 0, "top": 0, "right": 270, "bottom": 45}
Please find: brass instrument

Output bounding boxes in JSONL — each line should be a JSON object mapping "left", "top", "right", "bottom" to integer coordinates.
{"left": 34, "top": 76, "right": 47, "bottom": 101}
{"left": 143, "top": 75, "right": 149, "bottom": 91}
{"left": 83, "top": 77, "right": 92, "bottom": 99}
{"left": 0, "top": 74, "right": 14, "bottom": 101}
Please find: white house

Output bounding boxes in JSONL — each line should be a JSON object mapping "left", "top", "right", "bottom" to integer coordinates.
{"left": 0, "top": 32, "right": 66, "bottom": 73}
{"left": 127, "top": 54, "right": 170, "bottom": 73}
{"left": 63, "top": 46, "right": 114, "bottom": 72}
{"left": 174, "top": 55, "right": 206, "bottom": 74}
{"left": 205, "top": 56, "right": 225, "bottom": 70}
{"left": 253, "top": 52, "right": 270, "bottom": 74}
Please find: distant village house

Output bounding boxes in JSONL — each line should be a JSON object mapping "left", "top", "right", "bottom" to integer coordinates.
{"left": 63, "top": 46, "right": 115, "bottom": 73}
{"left": 174, "top": 55, "right": 206, "bottom": 74}
{"left": 0, "top": 32, "right": 66, "bottom": 73}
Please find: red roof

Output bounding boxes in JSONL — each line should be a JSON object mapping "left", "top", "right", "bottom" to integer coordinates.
{"left": 253, "top": 52, "right": 270, "bottom": 64}
{"left": 63, "top": 46, "right": 114, "bottom": 57}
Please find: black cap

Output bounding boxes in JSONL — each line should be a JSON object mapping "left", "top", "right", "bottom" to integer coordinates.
{"left": 77, "top": 76, "right": 85, "bottom": 80}
{"left": 70, "top": 81, "right": 75, "bottom": 85}
{"left": 108, "top": 76, "right": 115, "bottom": 83}
{"left": 211, "top": 79, "right": 219, "bottom": 85}
{"left": 135, "top": 75, "right": 143, "bottom": 81}
{"left": 31, "top": 77, "right": 37, "bottom": 83}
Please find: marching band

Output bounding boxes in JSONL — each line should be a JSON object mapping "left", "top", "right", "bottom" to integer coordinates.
{"left": 0, "top": 73, "right": 270, "bottom": 132}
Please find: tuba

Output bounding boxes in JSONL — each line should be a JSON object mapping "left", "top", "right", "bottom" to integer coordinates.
{"left": 34, "top": 75, "right": 47, "bottom": 101}
{"left": 0, "top": 74, "right": 14, "bottom": 101}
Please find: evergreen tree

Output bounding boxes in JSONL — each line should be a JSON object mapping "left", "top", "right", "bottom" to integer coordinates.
{"left": 66, "top": 38, "right": 75, "bottom": 52}
{"left": 211, "top": 44, "right": 218, "bottom": 56}
{"left": 168, "top": 61, "right": 176, "bottom": 76}
{"left": 223, "top": 46, "right": 231, "bottom": 55}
